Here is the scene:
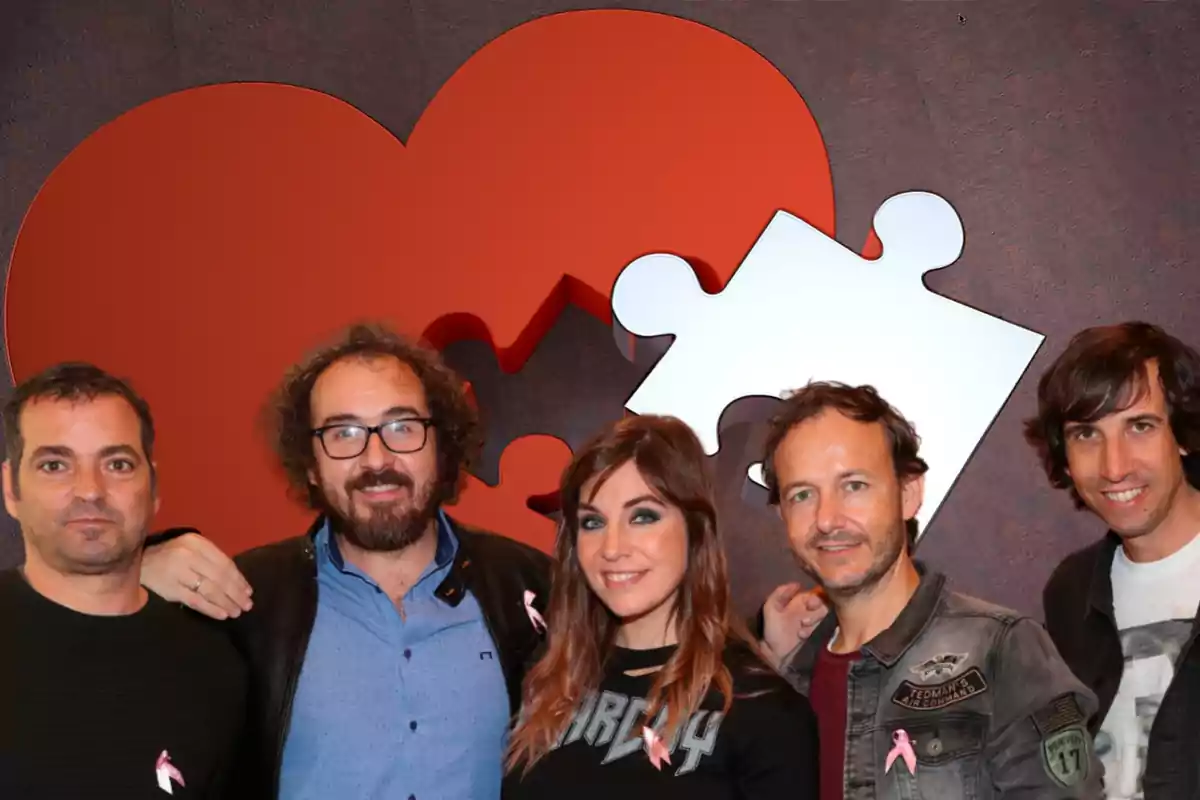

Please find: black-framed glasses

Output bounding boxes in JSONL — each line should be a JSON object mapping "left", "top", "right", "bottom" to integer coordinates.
{"left": 312, "top": 418, "right": 435, "bottom": 460}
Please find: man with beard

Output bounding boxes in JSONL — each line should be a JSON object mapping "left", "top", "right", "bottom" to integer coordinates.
{"left": 1026, "top": 322, "right": 1200, "bottom": 800}
{"left": 138, "top": 324, "right": 552, "bottom": 800}
{"left": 760, "top": 381, "right": 1103, "bottom": 800}
{"left": 0, "top": 363, "right": 249, "bottom": 799}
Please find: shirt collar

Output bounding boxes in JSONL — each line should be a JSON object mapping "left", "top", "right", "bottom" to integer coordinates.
{"left": 786, "top": 560, "right": 945, "bottom": 676}
{"left": 317, "top": 509, "right": 459, "bottom": 580}
{"left": 859, "top": 561, "right": 944, "bottom": 666}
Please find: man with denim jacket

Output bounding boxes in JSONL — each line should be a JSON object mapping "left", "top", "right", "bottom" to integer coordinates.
{"left": 761, "top": 381, "right": 1104, "bottom": 800}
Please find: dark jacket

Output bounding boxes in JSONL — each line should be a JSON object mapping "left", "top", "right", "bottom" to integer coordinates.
{"left": 783, "top": 565, "right": 1104, "bottom": 800}
{"left": 159, "top": 515, "right": 553, "bottom": 799}
{"left": 1043, "top": 532, "right": 1200, "bottom": 800}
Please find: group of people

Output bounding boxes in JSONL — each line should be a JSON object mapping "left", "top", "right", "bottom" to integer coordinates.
{"left": 0, "top": 318, "right": 1195, "bottom": 800}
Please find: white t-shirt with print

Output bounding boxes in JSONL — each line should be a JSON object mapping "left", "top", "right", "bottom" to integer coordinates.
{"left": 1097, "top": 530, "right": 1200, "bottom": 799}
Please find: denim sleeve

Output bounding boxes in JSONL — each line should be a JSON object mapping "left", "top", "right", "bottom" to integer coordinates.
{"left": 984, "top": 617, "right": 1105, "bottom": 799}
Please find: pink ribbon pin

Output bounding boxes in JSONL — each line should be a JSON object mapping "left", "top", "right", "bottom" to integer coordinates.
{"left": 155, "top": 750, "right": 186, "bottom": 794}
{"left": 642, "top": 726, "right": 672, "bottom": 770}
{"left": 523, "top": 590, "right": 546, "bottom": 633}
{"left": 885, "top": 729, "right": 917, "bottom": 776}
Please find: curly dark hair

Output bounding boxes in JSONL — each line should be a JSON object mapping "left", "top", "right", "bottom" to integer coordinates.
{"left": 1024, "top": 321, "right": 1200, "bottom": 507}
{"left": 760, "top": 381, "right": 929, "bottom": 548}
{"left": 268, "top": 322, "right": 482, "bottom": 509}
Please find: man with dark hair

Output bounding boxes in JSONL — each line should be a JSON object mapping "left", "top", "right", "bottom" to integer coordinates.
{"left": 1027, "top": 321, "right": 1200, "bottom": 800}
{"left": 763, "top": 381, "right": 1102, "bottom": 800}
{"left": 0, "top": 363, "right": 249, "bottom": 799}
{"left": 139, "top": 323, "right": 552, "bottom": 800}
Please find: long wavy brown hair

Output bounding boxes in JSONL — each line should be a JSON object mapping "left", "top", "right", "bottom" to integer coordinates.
{"left": 505, "top": 414, "right": 738, "bottom": 774}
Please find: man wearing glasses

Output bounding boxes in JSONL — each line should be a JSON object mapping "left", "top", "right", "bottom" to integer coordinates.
{"left": 139, "top": 323, "right": 552, "bottom": 800}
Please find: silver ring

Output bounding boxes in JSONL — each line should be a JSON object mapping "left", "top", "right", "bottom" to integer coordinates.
{"left": 189, "top": 577, "right": 203, "bottom": 593}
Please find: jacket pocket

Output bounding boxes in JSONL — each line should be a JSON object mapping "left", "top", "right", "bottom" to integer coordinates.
{"left": 882, "top": 714, "right": 987, "bottom": 800}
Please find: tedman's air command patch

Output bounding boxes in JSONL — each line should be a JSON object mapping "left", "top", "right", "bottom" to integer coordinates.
{"left": 891, "top": 667, "right": 988, "bottom": 711}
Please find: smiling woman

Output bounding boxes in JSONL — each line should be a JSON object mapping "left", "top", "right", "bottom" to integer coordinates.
{"left": 502, "top": 415, "right": 819, "bottom": 800}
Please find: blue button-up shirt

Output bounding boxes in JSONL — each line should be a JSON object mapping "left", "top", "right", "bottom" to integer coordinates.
{"left": 278, "top": 511, "right": 511, "bottom": 800}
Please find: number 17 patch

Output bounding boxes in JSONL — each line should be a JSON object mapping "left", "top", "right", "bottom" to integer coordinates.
{"left": 1033, "top": 694, "right": 1090, "bottom": 788}
{"left": 1042, "top": 727, "right": 1089, "bottom": 787}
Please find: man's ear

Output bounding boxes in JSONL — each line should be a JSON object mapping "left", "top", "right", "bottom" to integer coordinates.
{"left": 3, "top": 460, "right": 17, "bottom": 519}
{"left": 901, "top": 473, "right": 925, "bottom": 523}
{"left": 151, "top": 460, "right": 162, "bottom": 515}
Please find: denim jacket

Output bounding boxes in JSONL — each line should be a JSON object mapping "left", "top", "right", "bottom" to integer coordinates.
{"left": 782, "top": 566, "right": 1105, "bottom": 799}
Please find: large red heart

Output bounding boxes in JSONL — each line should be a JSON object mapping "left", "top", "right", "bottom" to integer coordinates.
{"left": 5, "top": 9, "right": 834, "bottom": 553}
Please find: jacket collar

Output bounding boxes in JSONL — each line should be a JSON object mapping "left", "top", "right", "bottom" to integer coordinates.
{"left": 303, "top": 510, "right": 476, "bottom": 607}
{"left": 789, "top": 561, "right": 946, "bottom": 676}
{"left": 1084, "top": 531, "right": 1200, "bottom": 647}
{"left": 433, "top": 513, "right": 474, "bottom": 607}
{"left": 1085, "top": 531, "right": 1123, "bottom": 622}
{"left": 862, "top": 562, "right": 945, "bottom": 666}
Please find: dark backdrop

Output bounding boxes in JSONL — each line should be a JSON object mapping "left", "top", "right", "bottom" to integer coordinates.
{"left": 1, "top": 0, "right": 1196, "bottom": 616}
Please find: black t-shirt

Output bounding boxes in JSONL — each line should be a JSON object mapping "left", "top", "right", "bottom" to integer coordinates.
{"left": 502, "top": 641, "right": 819, "bottom": 800}
{"left": 0, "top": 568, "right": 250, "bottom": 799}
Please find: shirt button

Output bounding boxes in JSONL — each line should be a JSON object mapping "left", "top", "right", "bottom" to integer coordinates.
{"left": 928, "top": 737, "right": 943, "bottom": 756}
{"left": 404, "top": 648, "right": 411, "bottom": 660}
{"left": 410, "top": 720, "right": 418, "bottom": 731}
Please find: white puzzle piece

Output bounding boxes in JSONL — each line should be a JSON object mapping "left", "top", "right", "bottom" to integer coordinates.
{"left": 611, "top": 191, "right": 1044, "bottom": 535}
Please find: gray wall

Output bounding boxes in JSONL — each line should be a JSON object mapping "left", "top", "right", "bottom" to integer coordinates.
{"left": 2, "top": 0, "right": 1197, "bottom": 616}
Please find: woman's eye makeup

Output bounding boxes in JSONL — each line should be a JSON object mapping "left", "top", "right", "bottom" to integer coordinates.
{"left": 629, "top": 506, "right": 661, "bottom": 525}
{"left": 578, "top": 513, "right": 606, "bottom": 531}
{"left": 577, "top": 499, "right": 665, "bottom": 531}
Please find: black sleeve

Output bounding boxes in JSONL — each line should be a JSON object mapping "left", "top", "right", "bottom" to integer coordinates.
{"left": 143, "top": 526, "right": 201, "bottom": 549}
{"left": 1040, "top": 577, "right": 1062, "bottom": 647}
{"left": 747, "top": 604, "right": 767, "bottom": 641}
{"left": 1040, "top": 558, "right": 1074, "bottom": 658}
{"left": 729, "top": 684, "right": 820, "bottom": 799}
{"left": 205, "top": 703, "right": 256, "bottom": 800}
{"left": 182, "top": 616, "right": 262, "bottom": 799}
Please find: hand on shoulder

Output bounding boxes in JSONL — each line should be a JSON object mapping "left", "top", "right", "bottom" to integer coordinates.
{"left": 141, "top": 531, "right": 253, "bottom": 620}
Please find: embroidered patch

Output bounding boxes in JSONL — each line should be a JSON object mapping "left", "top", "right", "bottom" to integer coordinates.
{"left": 1041, "top": 725, "right": 1089, "bottom": 788}
{"left": 891, "top": 667, "right": 988, "bottom": 711}
{"left": 909, "top": 652, "right": 968, "bottom": 680}
{"left": 1031, "top": 693, "right": 1085, "bottom": 736}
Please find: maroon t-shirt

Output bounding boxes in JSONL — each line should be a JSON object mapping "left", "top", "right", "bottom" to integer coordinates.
{"left": 809, "top": 643, "right": 861, "bottom": 800}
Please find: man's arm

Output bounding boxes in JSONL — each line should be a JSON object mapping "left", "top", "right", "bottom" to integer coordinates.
{"left": 1040, "top": 559, "right": 1078, "bottom": 668}
{"left": 141, "top": 530, "right": 254, "bottom": 620}
{"left": 1041, "top": 579, "right": 1067, "bottom": 655}
{"left": 732, "top": 685, "right": 820, "bottom": 799}
{"left": 757, "top": 583, "right": 830, "bottom": 669}
{"left": 202, "top": 700, "right": 261, "bottom": 800}
{"left": 985, "top": 617, "right": 1104, "bottom": 798}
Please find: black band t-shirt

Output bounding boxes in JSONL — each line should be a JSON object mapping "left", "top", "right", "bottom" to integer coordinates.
{"left": 502, "top": 640, "right": 819, "bottom": 800}
{"left": 0, "top": 568, "right": 250, "bottom": 799}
